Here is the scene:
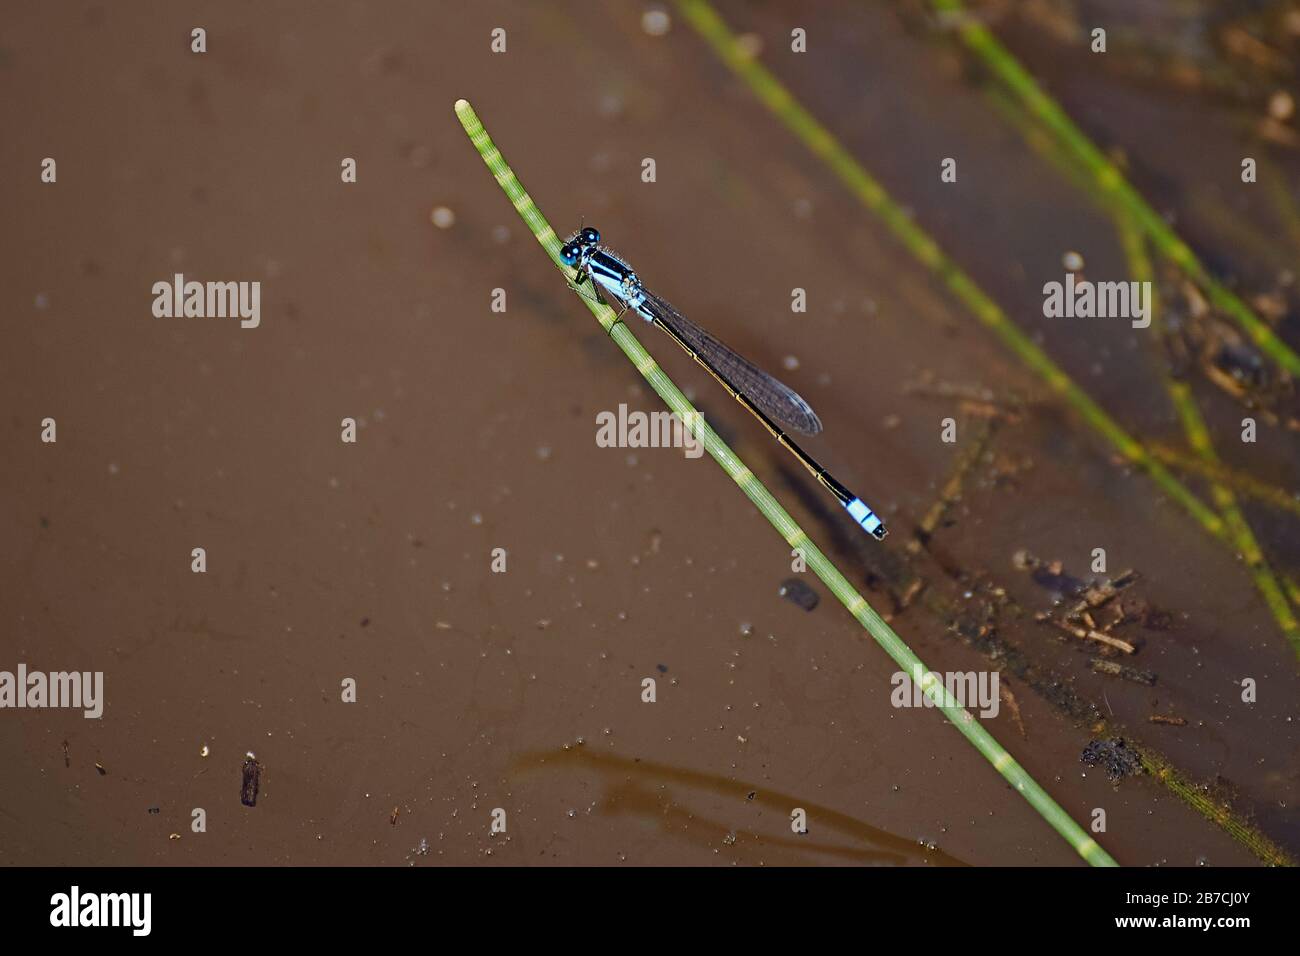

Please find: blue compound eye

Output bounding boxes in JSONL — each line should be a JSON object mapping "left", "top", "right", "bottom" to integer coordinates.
{"left": 581, "top": 227, "right": 600, "bottom": 245}
{"left": 560, "top": 242, "right": 581, "bottom": 266}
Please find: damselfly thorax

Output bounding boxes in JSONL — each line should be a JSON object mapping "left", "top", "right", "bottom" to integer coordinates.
{"left": 570, "top": 240, "right": 653, "bottom": 321}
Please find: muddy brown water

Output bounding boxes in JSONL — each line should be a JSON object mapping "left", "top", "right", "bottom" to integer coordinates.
{"left": 2, "top": 1, "right": 1297, "bottom": 866}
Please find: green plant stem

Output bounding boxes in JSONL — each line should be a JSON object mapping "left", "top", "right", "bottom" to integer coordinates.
{"left": 673, "top": 0, "right": 1224, "bottom": 538}
{"left": 1150, "top": 444, "right": 1300, "bottom": 520}
{"left": 455, "top": 98, "right": 1117, "bottom": 867}
{"left": 989, "top": 68, "right": 1300, "bottom": 654}
{"left": 929, "top": 0, "right": 1300, "bottom": 378}
{"left": 1116, "top": 217, "right": 1300, "bottom": 655}
{"left": 1135, "top": 743, "right": 1295, "bottom": 867}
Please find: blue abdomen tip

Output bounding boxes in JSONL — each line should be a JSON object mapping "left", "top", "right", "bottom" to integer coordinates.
{"left": 844, "top": 498, "right": 887, "bottom": 539}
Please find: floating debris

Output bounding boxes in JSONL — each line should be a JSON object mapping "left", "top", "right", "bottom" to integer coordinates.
{"left": 1149, "top": 714, "right": 1188, "bottom": 726}
{"left": 1089, "top": 658, "right": 1156, "bottom": 685}
{"left": 899, "top": 577, "right": 926, "bottom": 610}
{"left": 1013, "top": 550, "right": 1089, "bottom": 598}
{"left": 902, "top": 373, "right": 1023, "bottom": 424}
{"left": 95, "top": 762, "right": 106, "bottom": 776}
{"left": 778, "top": 578, "right": 819, "bottom": 611}
{"left": 240, "top": 752, "right": 262, "bottom": 807}
{"left": 1081, "top": 738, "right": 1144, "bottom": 782}
{"left": 1269, "top": 89, "right": 1294, "bottom": 121}
{"left": 1017, "top": 550, "right": 1167, "bottom": 658}
{"left": 1161, "top": 272, "right": 1297, "bottom": 427}
{"left": 1001, "top": 683, "right": 1028, "bottom": 740}
{"left": 1043, "top": 616, "right": 1137, "bottom": 655}
{"left": 62, "top": 740, "right": 70, "bottom": 768}
{"left": 641, "top": 8, "right": 671, "bottom": 37}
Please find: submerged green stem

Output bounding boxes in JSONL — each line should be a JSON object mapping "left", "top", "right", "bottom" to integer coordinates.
{"left": 1116, "top": 217, "right": 1300, "bottom": 660}
{"left": 988, "top": 49, "right": 1300, "bottom": 655}
{"left": 673, "top": 0, "right": 1223, "bottom": 538}
{"left": 929, "top": 0, "right": 1300, "bottom": 378}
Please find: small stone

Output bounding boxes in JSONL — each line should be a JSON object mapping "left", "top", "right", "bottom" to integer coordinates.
{"left": 778, "top": 578, "right": 819, "bottom": 611}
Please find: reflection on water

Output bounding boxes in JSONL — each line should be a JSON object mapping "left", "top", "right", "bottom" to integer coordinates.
{"left": 515, "top": 747, "right": 967, "bottom": 866}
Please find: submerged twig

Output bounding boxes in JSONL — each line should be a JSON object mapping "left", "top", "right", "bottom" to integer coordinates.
{"left": 1089, "top": 658, "right": 1155, "bottom": 685}
{"left": 1050, "top": 619, "right": 1137, "bottom": 655}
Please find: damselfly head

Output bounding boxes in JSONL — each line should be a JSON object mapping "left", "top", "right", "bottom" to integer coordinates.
{"left": 562, "top": 226, "right": 601, "bottom": 266}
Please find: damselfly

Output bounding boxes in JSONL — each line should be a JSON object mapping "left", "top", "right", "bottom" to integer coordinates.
{"left": 560, "top": 227, "right": 887, "bottom": 540}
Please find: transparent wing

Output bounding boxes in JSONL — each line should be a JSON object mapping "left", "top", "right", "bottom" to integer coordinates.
{"left": 638, "top": 288, "right": 823, "bottom": 436}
